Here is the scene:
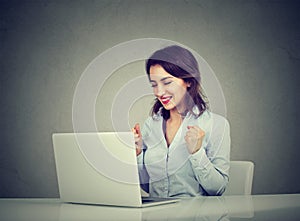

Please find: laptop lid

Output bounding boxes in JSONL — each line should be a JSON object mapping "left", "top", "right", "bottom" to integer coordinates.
{"left": 52, "top": 132, "right": 179, "bottom": 207}
{"left": 52, "top": 132, "right": 144, "bottom": 207}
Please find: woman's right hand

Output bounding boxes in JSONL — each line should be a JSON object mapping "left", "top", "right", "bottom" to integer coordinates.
{"left": 132, "top": 123, "right": 143, "bottom": 156}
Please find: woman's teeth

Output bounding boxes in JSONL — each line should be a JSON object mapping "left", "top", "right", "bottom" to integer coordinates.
{"left": 161, "top": 96, "right": 172, "bottom": 105}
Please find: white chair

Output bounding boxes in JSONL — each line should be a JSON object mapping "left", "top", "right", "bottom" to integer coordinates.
{"left": 223, "top": 161, "right": 254, "bottom": 195}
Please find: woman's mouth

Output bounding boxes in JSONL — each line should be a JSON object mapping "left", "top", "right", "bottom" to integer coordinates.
{"left": 160, "top": 96, "right": 172, "bottom": 105}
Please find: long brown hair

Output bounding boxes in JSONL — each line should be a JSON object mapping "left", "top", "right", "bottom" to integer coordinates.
{"left": 146, "top": 45, "right": 208, "bottom": 120}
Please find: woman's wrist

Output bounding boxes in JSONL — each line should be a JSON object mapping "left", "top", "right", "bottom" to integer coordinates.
{"left": 136, "top": 146, "right": 142, "bottom": 156}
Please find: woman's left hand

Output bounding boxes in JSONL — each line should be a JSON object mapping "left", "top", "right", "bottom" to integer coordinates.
{"left": 184, "top": 126, "right": 205, "bottom": 154}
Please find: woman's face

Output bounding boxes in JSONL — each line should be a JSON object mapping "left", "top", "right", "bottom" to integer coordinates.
{"left": 149, "top": 64, "right": 189, "bottom": 113}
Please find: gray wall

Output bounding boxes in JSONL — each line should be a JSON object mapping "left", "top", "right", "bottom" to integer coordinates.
{"left": 1, "top": 0, "right": 299, "bottom": 197}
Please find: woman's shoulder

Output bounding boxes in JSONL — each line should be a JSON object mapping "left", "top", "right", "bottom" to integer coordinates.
{"left": 195, "top": 109, "right": 229, "bottom": 126}
{"left": 208, "top": 111, "right": 228, "bottom": 122}
{"left": 144, "top": 113, "right": 163, "bottom": 124}
{"left": 193, "top": 110, "right": 230, "bottom": 138}
{"left": 141, "top": 114, "right": 162, "bottom": 137}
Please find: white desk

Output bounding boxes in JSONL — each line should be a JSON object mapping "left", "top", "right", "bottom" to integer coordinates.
{"left": 1, "top": 194, "right": 300, "bottom": 220}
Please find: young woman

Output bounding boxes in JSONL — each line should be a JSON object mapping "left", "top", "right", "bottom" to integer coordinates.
{"left": 132, "top": 45, "right": 230, "bottom": 197}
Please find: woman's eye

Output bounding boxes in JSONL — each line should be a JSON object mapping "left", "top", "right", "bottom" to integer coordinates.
{"left": 151, "top": 84, "right": 157, "bottom": 88}
{"left": 164, "top": 81, "right": 172, "bottom": 85}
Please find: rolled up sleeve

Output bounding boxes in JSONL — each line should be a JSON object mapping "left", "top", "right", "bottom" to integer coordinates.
{"left": 189, "top": 117, "right": 230, "bottom": 196}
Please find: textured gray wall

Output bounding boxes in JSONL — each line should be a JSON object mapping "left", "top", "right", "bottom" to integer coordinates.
{"left": 1, "top": 0, "right": 299, "bottom": 197}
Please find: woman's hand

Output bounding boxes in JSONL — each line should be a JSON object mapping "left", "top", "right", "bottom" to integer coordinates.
{"left": 132, "top": 123, "right": 143, "bottom": 156}
{"left": 184, "top": 126, "right": 205, "bottom": 154}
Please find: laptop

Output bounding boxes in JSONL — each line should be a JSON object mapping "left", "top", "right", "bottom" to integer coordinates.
{"left": 52, "top": 132, "right": 179, "bottom": 207}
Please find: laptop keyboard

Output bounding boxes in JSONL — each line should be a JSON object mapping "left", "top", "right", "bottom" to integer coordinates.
{"left": 142, "top": 197, "right": 174, "bottom": 204}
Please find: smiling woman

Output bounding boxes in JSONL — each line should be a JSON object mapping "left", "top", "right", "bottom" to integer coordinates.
{"left": 149, "top": 65, "right": 190, "bottom": 113}
{"left": 132, "top": 45, "right": 231, "bottom": 197}
{"left": 146, "top": 46, "right": 208, "bottom": 120}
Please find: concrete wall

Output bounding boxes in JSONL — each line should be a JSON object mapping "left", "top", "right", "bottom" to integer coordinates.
{"left": 1, "top": 0, "right": 299, "bottom": 197}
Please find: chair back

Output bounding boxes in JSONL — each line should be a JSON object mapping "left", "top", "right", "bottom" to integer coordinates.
{"left": 223, "top": 161, "right": 254, "bottom": 195}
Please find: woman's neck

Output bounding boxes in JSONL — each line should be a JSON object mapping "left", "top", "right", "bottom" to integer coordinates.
{"left": 169, "top": 108, "right": 185, "bottom": 122}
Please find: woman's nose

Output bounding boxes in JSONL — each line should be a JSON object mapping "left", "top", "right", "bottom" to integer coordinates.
{"left": 154, "top": 84, "right": 165, "bottom": 97}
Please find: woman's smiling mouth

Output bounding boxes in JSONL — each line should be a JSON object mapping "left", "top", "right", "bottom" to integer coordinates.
{"left": 160, "top": 96, "right": 172, "bottom": 105}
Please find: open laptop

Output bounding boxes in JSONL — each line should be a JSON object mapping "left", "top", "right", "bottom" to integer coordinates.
{"left": 52, "top": 132, "right": 179, "bottom": 207}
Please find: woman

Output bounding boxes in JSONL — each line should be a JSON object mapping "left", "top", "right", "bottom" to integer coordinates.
{"left": 132, "top": 45, "right": 230, "bottom": 197}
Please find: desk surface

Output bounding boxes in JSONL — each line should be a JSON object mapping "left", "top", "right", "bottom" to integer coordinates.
{"left": 1, "top": 194, "right": 300, "bottom": 221}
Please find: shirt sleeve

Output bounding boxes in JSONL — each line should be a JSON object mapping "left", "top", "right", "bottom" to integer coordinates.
{"left": 137, "top": 149, "right": 149, "bottom": 193}
{"left": 136, "top": 117, "right": 152, "bottom": 193}
{"left": 189, "top": 116, "right": 231, "bottom": 196}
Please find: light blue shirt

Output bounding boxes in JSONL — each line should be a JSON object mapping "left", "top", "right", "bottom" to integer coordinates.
{"left": 137, "top": 109, "right": 230, "bottom": 197}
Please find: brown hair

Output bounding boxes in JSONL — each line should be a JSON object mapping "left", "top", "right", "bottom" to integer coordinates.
{"left": 146, "top": 45, "right": 208, "bottom": 120}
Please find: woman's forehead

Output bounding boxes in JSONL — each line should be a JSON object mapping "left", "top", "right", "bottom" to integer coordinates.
{"left": 149, "top": 65, "right": 173, "bottom": 78}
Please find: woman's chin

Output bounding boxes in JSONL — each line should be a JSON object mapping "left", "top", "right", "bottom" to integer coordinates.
{"left": 162, "top": 104, "right": 176, "bottom": 111}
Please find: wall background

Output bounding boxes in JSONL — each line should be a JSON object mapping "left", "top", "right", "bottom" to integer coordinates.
{"left": 1, "top": 0, "right": 299, "bottom": 197}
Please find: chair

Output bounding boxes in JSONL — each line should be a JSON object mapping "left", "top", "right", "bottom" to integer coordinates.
{"left": 223, "top": 161, "right": 254, "bottom": 195}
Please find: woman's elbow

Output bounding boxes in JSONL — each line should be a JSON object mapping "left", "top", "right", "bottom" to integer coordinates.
{"left": 206, "top": 176, "right": 229, "bottom": 196}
